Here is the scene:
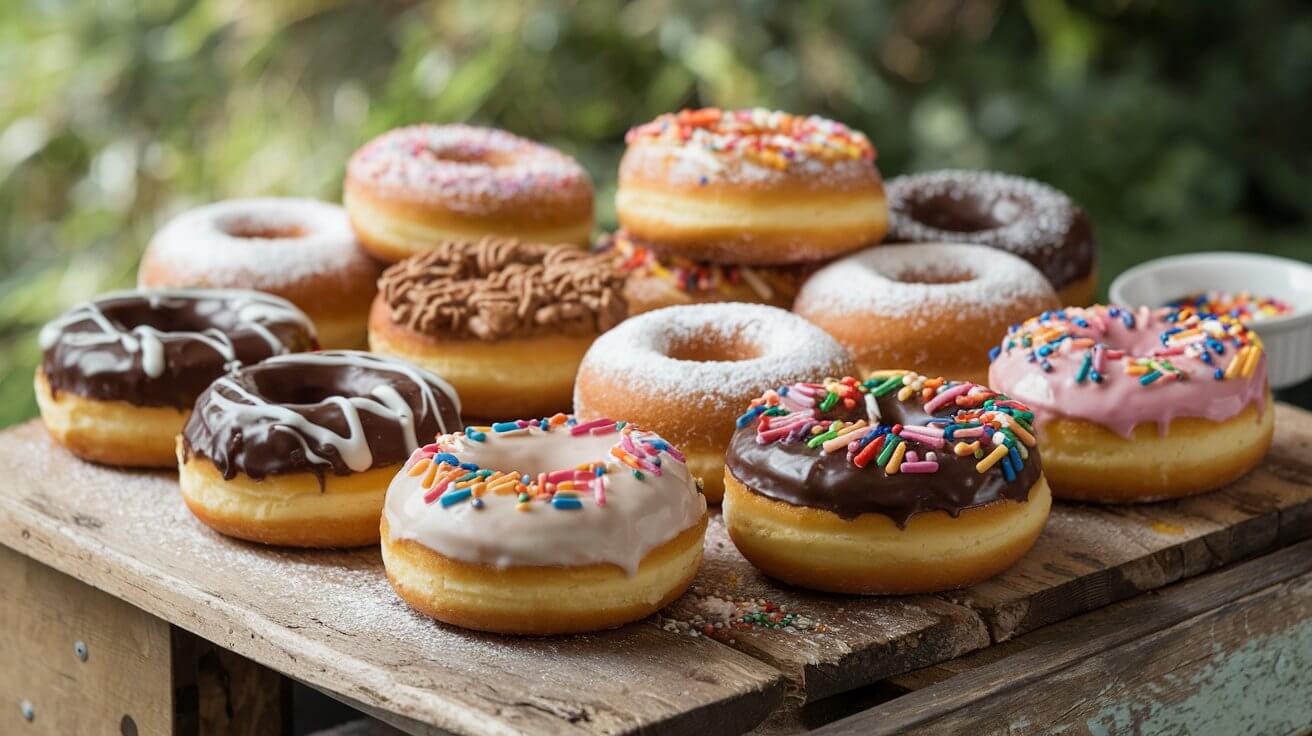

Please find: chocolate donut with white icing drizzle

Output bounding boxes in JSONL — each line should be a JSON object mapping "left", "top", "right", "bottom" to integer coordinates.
{"left": 39, "top": 289, "right": 317, "bottom": 409}
{"left": 182, "top": 351, "right": 462, "bottom": 481}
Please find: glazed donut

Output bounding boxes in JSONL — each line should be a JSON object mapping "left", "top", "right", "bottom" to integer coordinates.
{"left": 886, "top": 170, "right": 1098, "bottom": 306}
{"left": 601, "top": 230, "right": 813, "bottom": 315}
{"left": 381, "top": 415, "right": 707, "bottom": 635}
{"left": 794, "top": 243, "right": 1060, "bottom": 385}
{"left": 139, "top": 198, "right": 382, "bottom": 349}
{"left": 35, "top": 289, "right": 316, "bottom": 467}
{"left": 617, "top": 108, "right": 887, "bottom": 265}
{"left": 368, "top": 237, "right": 626, "bottom": 420}
{"left": 723, "top": 371, "right": 1051, "bottom": 594}
{"left": 573, "top": 303, "right": 854, "bottom": 503}
{"left": 178, "top": 351, "right": 461, "bottom": 547}
{"left": 988, "top": 305, "right": 1273, "bottom": 503}
{"left": 344, "top": 124, "right": 594, "bottom": 262}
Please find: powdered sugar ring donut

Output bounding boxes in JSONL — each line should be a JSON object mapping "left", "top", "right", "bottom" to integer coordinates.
{"left": 344, "top": 124, "right": 594, "bottom": 262}
{"left": 573, "top": 303, "right": 855, "bottom": 503}
{"left": 794, "top": 243, "right": 1059, "bottom": 384}
{"left": 885, "top": 170, "right": 1096, "bottom": 303}
{"left": 139, "top": 198, "right": 381, "bottom": 349}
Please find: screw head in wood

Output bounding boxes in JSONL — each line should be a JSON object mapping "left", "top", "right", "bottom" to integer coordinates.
{"left": 74, "top": 641, "right": 88, "bottom": 662}
{"left": 19, "top": 699, "right": 33, "bottom": 722}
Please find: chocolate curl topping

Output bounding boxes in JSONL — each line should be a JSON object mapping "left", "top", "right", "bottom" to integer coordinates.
{"left": 379, "top": 237, "right": 628, "bottom": 340}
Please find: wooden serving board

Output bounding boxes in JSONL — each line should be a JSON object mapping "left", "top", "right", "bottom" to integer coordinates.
{"left": 0, "top": 402, "right": 1310, "bottom": 734}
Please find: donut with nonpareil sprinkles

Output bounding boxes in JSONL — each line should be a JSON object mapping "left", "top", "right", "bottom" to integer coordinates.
{"left": 723, "top": 371, "right": 1051, "bottom": 594}
{"left": 794, "top": 243, "right": 1060, "bottom": 385}
{"left": 885, "top": 170, "right": 1098, "bottom": 305}
{"left": 988, "top": 305, "right": 1272, "bottom": 503}
{"left": 381, "top": 414, "right": 707, "bottom": 634}
{"left": 617, "top": 108, "right": 887, "bottom": 265}
{"left": 344, "top": 124, "right": 594, "bottom": 262}
{"left": 35, "top": 289, "right": 317, "bottom": 468}
{"left": 139, "top": 198, "right": 382, "bottom": 349}
{"left": 179, "top": 351, "right": 462, "bottom": 548}
{"left": 573, "top": 303, "right": 855, "bottom": 503}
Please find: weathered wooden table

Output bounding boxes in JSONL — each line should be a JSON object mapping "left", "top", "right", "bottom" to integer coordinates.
{"left": 1, "top": 404, "right": 1310, "bottom": 735}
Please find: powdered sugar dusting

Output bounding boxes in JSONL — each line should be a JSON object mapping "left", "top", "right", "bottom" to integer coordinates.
{"left": 795, "top": 243, "right": 1056, "bottom": 323}
{"left": 577, "top": 303, "right": 852, "bottom": 412}
{"left": 141, "top": 198, "right": 375, "bottom": 289}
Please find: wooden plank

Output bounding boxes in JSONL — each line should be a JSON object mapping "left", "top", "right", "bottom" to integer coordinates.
{"left": 0, "top": 544, "right": 173, "bottom": 736}
{"left": 171, "top": 627, "right": 291, "bottom": 735}
{"left": 657, "top": 402, "right": 1312, "bottom": 706}
{"left": 817, "top": 539, "right": 1312, "bottom": 735}
{"left": 0, "top": 421, "right": 783, "bottom": 736}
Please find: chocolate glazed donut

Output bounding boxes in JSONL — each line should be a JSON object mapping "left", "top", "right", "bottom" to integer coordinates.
{"left": 885, "top": 170, "right": 1097, "bottom": 305}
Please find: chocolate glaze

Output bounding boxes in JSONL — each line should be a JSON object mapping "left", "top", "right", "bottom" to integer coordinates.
{"left": 39, "top": 290, "right": 317, "bottom": 409}
{"left": 725, "top": 390, "right": 1042, "bottom": 526}
{"left": 886, "top": 170, "right": 1096, "bottom": 291}
{"left": 182, "top": 351, "right": 462, "bottom": 481}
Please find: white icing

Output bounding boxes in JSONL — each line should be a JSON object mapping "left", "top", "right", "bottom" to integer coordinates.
{"left": 140, "top": 198, "right": 375, "bottom": 291}
{"left": 574, "top": 303, "right": 852, "bottom": 414}
{"left": 39, "top": 288, "right": 316, "bottom": 377}
{"left": 794, "top": 242, "right": 1055, "bottom": 323}
{"left": 206, "top": 351, "right": 461, "bottom": 473}
{"left": 383, "top": 423, "right": 706, "bottom": 575}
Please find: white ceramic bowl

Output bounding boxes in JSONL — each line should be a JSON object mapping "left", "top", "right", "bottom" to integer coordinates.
{"left": 1110, "top": 251, "right": 1312, "bottom": 389}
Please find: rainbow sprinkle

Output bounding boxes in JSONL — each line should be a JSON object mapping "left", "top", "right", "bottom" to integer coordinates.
{"left": 604, "top": 231, "right": 795, "bottom": 300}
{"left": 741, "top": 372, "right": 1037, "bottom": 478}
{"left": 406, "top": 413, "right": 683, "bottom": 512}
{"left": 626, "top": 108, "right": 875, "bottom": 171}
{"left": 994, "top": 305, "right": 1264, "bottom": 386}
{"left": 1164, "top": 290, "right": 1293, "bottom": 324}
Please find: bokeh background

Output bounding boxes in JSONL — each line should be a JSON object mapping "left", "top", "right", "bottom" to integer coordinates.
{"left": 2, "top": 0, "right": 1310, "bottom": 427}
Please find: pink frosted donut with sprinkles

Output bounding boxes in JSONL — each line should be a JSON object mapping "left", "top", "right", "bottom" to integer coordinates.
{"left": 988, "top": 304, "right": 1273, "bottom": 503}
{"left": 344, "top": 124, "right": 594, "bottom": 262}
{"left": 617, "top": 107, "right": 888, "bottom": 265}
{"left": 380, "top": 413, "right": 707, "bottom": 635}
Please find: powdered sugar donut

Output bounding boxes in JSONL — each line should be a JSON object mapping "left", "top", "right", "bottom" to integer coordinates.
{"left": 573, "top": 303, "right": 855, "bottom": 503}
{"left": 139, "top": 198, "right": 381, "bottom": 349}
{"left": 344, "top": 124, "right": 594, "bottom": 262}
{"left": 794, "top": 243, "right": 1060, "bottom": 385}
{"left": 886, "top": 170, "right": 1097, "bottom": 305}
{"left": 382, "top": 414, "right": 707, "bottom": 634}
{"left": 618, "top": 108, "right": 887, "bottom": 265}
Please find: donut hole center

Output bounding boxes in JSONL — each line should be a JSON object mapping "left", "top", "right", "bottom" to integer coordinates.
{"left": 909, "top": 192, "right": 1028, "bottom": 233}
{"left": 894, "top": 266, "right": 976, "bottom": 284}
{"left": 426, "top": 146, "right": 509, "bottom": 167}
{"left": 249, "top": 370, "right": 377, "bottom": 407}
{"left": 217, "top": 215, "right": 307, "bottom": 240}
{"left": 664, "top": 330, "right": 762, "bottom": 363}
{"left": 103, "top": 300, "right": 224, "bottom": 334}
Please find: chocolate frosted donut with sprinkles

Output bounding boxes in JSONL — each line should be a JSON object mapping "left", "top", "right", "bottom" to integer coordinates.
{"left": 722, "top": 370, "right": 1051, "bottom": 594}
{"left": 35, "top": 289, "right": 317, "bottom": 468}
{"left": 179, "top": 351, "right": 462, "bottom": 548}
{"left": 988, "top": 305, "right": 1272, "bottom": 503}
{"left": 381, "top": 414, "right": 707, "bottom": 634}
{"left": 617, "top": 107, "right": 888, "bottom": 265}
{"left": 344, "top": 124, "right": 594, "bottom": 263}
{"left": 885, "top": 170, "right": 1098, "bottom": 305}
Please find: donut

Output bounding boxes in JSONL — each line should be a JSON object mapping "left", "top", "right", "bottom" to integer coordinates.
{"left": 344, "top": 124, "right": 594, "bottom": 263}
{"left": 573, "top": 303, "right": 854, "bottom": 503}
{"left": 794, "top": 243, "right": 1060, "bottom": 385}
{"left": 178, "top": 351, "right": 462, "bottom": 547}
{"left": 600, "top": 230, "right": 813, "bottom": 315}
{"left": 885, "top": 170, "right": 1098, "bottom": 305}
{"left": 617, "top": 108, "right": 887, "bottom": 265}
{"left": 381, "top": 414, "right": 707, "bottom": 634}
{"left": 988, "top": 305, "right": 1273, "bottom": 503}
{"left": 368, "top": 237, "right": 626, "bottom": 420}
{"left": 723, "top": 371, "right": 1051, "bottom": 594}
{"left": 139, "top": 198, "right": 382, "bottom": 349}
{"left": 35, "top": 289, "right": 316, "bottom": 468}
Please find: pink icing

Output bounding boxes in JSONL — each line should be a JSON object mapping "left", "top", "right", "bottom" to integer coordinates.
{"left": 988, "top": 305, "right": 1268, "bottom": 437}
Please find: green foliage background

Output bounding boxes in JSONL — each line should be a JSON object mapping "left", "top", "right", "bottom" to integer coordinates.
{"left": 2, "top": 0, "right": 1309, "bottom": 427}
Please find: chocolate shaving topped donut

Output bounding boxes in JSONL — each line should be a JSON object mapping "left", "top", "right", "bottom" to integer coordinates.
{"left": 378, "top": 237, "right": 627, "bottom": 340}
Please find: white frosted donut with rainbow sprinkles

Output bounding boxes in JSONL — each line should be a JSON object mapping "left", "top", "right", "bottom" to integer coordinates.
{"left": 381, "top": 414, "right": 707, "bottom": 635}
